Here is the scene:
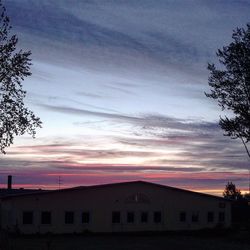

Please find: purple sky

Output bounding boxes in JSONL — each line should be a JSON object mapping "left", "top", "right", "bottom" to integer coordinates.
{"left": 0, "top": 0, "right": 250, "bottom": 195}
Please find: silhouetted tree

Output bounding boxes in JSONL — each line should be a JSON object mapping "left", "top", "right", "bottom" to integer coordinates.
{"left": 205, "top": 24, "right": 250, "bottom": 160}
{"left": 244, "top": 193, "right": 250, "bottom": 200}
{"left": 0, "top": 0, "right": 41, "bottom": 153}
{"left": 223, "top": 181, "right": 242, "bottom": 200}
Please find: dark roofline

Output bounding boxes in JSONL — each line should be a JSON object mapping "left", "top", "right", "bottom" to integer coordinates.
{"left": 0, "top": 188, "right": 48, "bottom": 198}
{"left": 1, "top": 180, "right": 231, "bottom": 202}
{"left": 138, "top": 181, "right": 231, "bottom": 202}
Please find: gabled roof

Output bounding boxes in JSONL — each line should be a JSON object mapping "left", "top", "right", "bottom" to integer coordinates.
{"left": 1, "top": 180, "right": 230, "bottom": 202}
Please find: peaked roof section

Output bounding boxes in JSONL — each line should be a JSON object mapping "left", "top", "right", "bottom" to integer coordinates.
{"left": 1, "top": 180, "right": 230, "bottom": 202}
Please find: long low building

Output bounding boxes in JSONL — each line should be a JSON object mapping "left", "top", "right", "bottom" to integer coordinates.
{"left": 0, "top": 181, "right": 231, "bottom": 234}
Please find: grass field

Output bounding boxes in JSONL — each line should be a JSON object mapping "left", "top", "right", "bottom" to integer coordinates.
{"left": 1, "top": 230, "right": 250, "bottom": 250}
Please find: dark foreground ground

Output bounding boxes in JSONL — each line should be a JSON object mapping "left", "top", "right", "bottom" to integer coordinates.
{"left": 1, "top": 230, "right": 250, "bottom": 250}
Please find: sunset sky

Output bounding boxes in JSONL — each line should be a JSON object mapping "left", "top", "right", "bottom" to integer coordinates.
{"left": 1, "top": 0, "right": 250, "bottom": 195}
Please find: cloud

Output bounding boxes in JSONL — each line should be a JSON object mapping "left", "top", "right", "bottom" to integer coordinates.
{"left": 2, "top": 0, "right": 250, "bottom": 195}
{"left": 0, "top": 156, "right": 203, "bottom": 174}
{"left": 37, "top": 103, "right": 248, "bottom": 168}
{"left": 38, "top": 103, "right": 219, "bottom": 131}
{"left": 0, "top": 157, "right": 248, "bottom": 194}
{"left": 76, "top": 92, "right": 105, "bottom": 99}
{"left": 8, "top": 101, "right": 250, "bottom": 174}
{"left": 11, "top": 145, "right": 159, "bottom": 160}
{"left": 38, "top": 103, "right": 141, "bottom": 122}
{"left": 7, "top": 1, "right": 250, "bottom": 60}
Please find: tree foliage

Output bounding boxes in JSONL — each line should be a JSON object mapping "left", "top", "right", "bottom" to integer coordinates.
{"left": 205, "top": 24, "right": 250, "bottom": 158}
{"left": 0, "top": 1, "right": 41, "bottom": 154}
{"left": 223, "top": 181, "right": 242, "bottom": 200}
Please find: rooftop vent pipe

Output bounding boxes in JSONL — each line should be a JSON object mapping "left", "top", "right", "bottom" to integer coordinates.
{"left": 7, "top": 175, "right": 12, "bottom": 190}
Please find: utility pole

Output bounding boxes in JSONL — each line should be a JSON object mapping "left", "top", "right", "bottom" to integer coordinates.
{"left": 249, "top": 168, "right": 250, "bottom": 194}
{"left": 58, "top": 176, "right": 62, "bottom": 190}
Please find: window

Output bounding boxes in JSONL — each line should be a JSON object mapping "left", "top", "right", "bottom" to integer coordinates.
{"left": 219, "top": 212, "right": 225, "bottom": 223}
{"left": 207, "top": 212, "right": 214, "bottom": 223}
{"left": 127, "top": 212, "right": 134, "bottom": 223}
{"left": 180, "top": 212, "right": 186, "bottom": 222}
{"left": 141, "top": 212, "right": 148, "bottom": 223}
{"left": 112, "top": 211, "right": 120, "bottom": 223}
{"left": 154, "top": 211, "right": 161, "bottom": 223}
{"left": 41, "top": 211, "right": 51, "bottom": 225}
{"left": 192, "top": 212, "right": 199, "bottom": 222}
{"left": 82, "top": 212, "right": 90, "bottom": 224}
{"left": 65, "top": 211, "right": 74, "bottom": 224}
{"left": 23, "top": 211, "right": 33, "bottom": 225}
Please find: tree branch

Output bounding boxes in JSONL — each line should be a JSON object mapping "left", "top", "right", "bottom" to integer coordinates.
{"left": 239, "top": 135, "right": 250, "bottom": 159}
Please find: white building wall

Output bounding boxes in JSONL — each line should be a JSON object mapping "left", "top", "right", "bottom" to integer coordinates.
{"left": 0, "top": 182, "right": 231, "bottom": 234}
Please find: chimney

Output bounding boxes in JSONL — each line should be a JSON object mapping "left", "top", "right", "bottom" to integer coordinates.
{"left": 7, "top": 175, "right": 12, "bottom": 190}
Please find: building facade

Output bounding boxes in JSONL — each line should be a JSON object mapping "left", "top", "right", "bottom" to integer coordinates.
{"left": 0, "top": 181, "right": 231, "bottom": 234}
